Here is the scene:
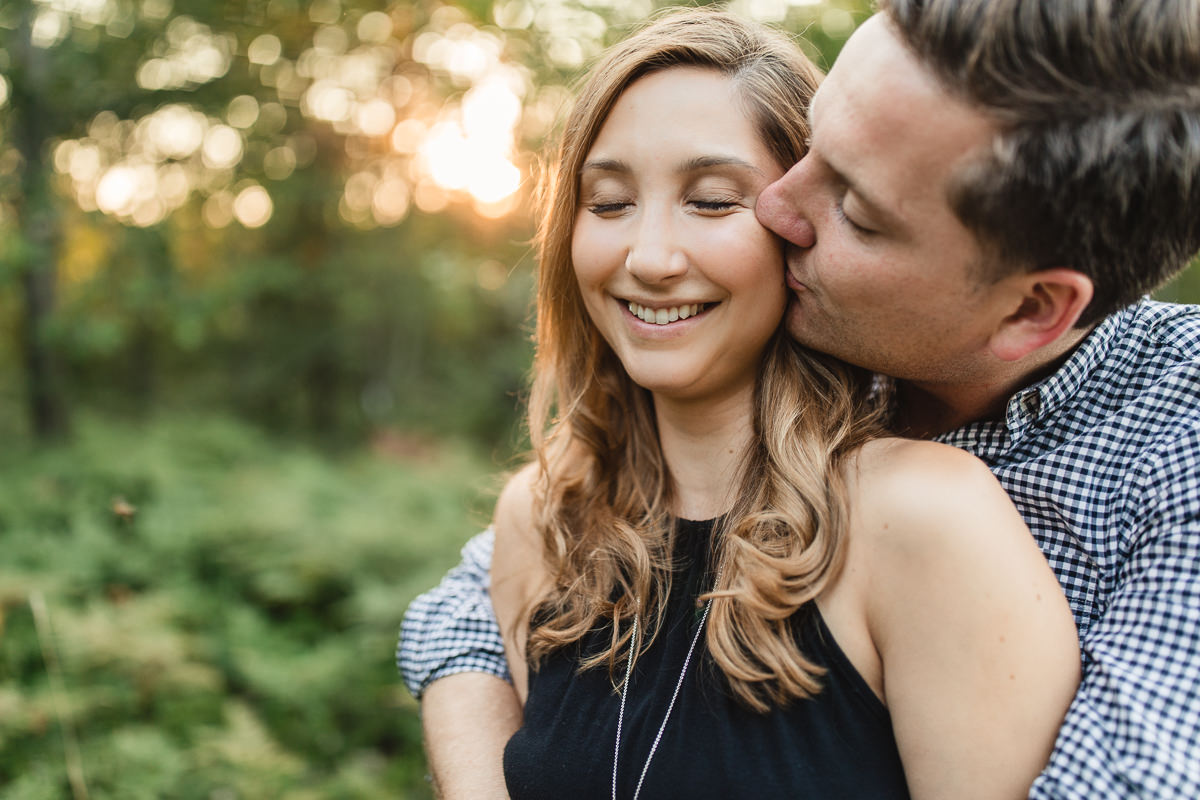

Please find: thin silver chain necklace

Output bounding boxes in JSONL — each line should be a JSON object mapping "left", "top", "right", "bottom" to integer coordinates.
{"left": 611, "top": 583, "right": 718, "bottom": 800}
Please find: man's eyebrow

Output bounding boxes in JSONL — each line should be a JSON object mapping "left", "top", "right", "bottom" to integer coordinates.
{"left": 841, "top": 168, "right": 903, "bottom": 229}
{"left": 818, "top": 145, "right": 906, "bottom": 233}
{"left": 807, "top": 90, "right": 905, "bottom": 232}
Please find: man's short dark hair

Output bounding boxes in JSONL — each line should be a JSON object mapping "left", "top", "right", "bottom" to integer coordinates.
{"left": 883, "top": 0, "right": 1200, "bottom": 325}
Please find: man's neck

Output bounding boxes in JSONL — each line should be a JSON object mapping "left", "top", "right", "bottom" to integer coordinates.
{"left": 891, "top": 380, "right": 1008, "bottom": 439}
{"left": 892, "top": 327, "right": 1094, "bottom": 440}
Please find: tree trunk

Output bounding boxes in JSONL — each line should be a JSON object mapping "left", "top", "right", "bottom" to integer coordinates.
{"left": 11, "top": 0, "right": 70, "bottom": 440}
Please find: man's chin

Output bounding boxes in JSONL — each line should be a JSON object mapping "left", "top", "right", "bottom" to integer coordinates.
{"left": 784, "top": 303, "right": 853, "bottom": 364}
{"left": 784, "top": 300, "right": 815, "bottom": 345}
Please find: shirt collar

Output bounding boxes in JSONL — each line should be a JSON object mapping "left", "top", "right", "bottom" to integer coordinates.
{"left": 933, "top": 303, "right": 1139, "bottom": 457}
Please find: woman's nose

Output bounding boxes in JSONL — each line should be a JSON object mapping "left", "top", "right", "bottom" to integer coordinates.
{"left": 624, "top": 247, "right": 689, "bottom": 283}
{"left": 624, "top": 216, "right": 689, "bottom": 283}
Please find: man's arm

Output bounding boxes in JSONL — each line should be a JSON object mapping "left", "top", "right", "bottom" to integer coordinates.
{"left": 1030, "top": 431, "right": 1200, "bottom": 799}
{"left": 397, "top": 529, "right": 522, "bottom": 797}
{"left": 421, "top": 673, "right": 522, "bottom": 799}
{"left": 397, "top": 529, "right": 510, "bottom": 697}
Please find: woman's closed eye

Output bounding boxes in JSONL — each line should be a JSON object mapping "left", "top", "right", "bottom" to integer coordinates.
{"left": 584, "top": 197, "right": 743, "bottom": 216}
{"left": 687, "top": 188, "right": 746, "bottom": 213}
{"left": 690, "top": 197, "right": 741, "bottom": 213}
{"left": 586, "top": 200, "right": 634, "bottom": 216}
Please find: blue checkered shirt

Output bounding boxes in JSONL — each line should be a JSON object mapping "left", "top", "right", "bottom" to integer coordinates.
{"left": 397, "top": 300, "right": 1200, "bottom": 799}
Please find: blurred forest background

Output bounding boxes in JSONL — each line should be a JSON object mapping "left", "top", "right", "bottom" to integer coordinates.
{"left": 1, "top": 0, "right": 1197, "bottom": 796}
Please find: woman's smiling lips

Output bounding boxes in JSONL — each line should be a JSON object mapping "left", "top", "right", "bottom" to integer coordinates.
{"left": 626, "top": 300, "right": 710, "bottom": 324}
{"left": 618, "top": 298, "right": 717, "bottom": 330}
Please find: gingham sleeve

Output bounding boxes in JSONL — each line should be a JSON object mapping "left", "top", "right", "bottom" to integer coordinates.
{"left": 396, "top": 528, "right": 511, "bottom": 699}
{"left": 1030, "top": 429, "right": 1200, "bottom": 799}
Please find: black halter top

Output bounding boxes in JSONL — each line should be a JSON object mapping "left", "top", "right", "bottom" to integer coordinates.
{"left": 504, "top": 518, "right": 912, "bottom": 799}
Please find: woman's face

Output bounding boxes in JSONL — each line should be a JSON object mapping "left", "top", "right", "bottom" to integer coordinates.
{"left": 572, "top": 67, "right": 788, "bottom": 405}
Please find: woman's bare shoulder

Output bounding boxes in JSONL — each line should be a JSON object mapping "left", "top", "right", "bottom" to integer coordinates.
{"left": 491, "top": 462, "right": 548, "bottom": 702}
{"left": 494, "top": 462, "right": 540, "bottom": 548}
{"left": 848, "top": 437, "right": 1021, "bottom": 552}
{"left": 852, "top": 436, "right": 996, "bottom": 489}
{"left": 491, "top": 461, "right": 546, "bottom": 611}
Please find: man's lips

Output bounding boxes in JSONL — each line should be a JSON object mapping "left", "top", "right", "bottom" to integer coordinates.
{"left": 785, "top": 270, "right": 808, "bottom": 292}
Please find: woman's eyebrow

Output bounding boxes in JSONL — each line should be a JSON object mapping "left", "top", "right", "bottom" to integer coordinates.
{"left": 677, "top": 155, "right": 764, "bottom": 176}
{"left": 579, "top": 158, "right": 629, "bottom": 175}
{"left": 580, "top": 155, "right": 764, "bottom": 177}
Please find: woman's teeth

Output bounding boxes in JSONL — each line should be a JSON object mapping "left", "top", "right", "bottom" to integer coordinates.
{"left": 627, "top": 301, "right": 705, "bottom": 325}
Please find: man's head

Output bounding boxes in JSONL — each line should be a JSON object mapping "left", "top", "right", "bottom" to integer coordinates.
{"left": 757, "top": 0, "right": 1200, "bottom": 391}
{"left": 885, "top": 0, "right": 1200, "bottom": 324}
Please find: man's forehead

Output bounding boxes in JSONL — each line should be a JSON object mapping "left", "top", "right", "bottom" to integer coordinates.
{"left": 808, "top": 16, "right": 997, "bottom": 212}
{"left": 808, "top": 17, "right": 893, "bottom": 142}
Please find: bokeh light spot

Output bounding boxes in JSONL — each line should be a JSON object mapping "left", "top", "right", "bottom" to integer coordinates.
{"left": 736, "top": 0, "right": 788, "bottom": 23}
{"left": 821, "top": 8, "right": 856, "bottom": 37}
{"left": 68, "top": 144, "right": 103, "bottom": 182}
{"left": 96, "top": 167, "right": 139, "bottom": 215}
{"left": 303, "top": 80, "right": 354, "bottom": 122}
{"left": 469, "top": 159, "right": 520, "bottom": 204}
{"left": 462, "top": 80, "right": 522, "bottom": 143}
{"left": 372, "top": 178, "right": 410, "bottom": 225}
{"left": 202, "top": 191, "right": 234, "bottom": 228}
{"left": 233, "top": 184, "right": 273, "bottom": 228}
{"left": 137, "top": 59, "right": 173, "bottom": 90}
{"left": 263, "top": 146, "right": 297, "bottom": 181}
{"left": 313, "top": 24, "right": 349, "bottom": 54}
{"left": 420, "top": 122, "right": 471, "bottom": 190}
{"left": 141, "top": 0, "right": 173, "bottom": 21}
{"left": 344, "top": 171, "right": 376, "bottom": 212}
{"left": 381, "top": 75, "right": 413, "bottom": 108}
{"left": 357, "top": 11, "right": 393, "bottom": 43}
{"left": 476, "top": 259, "right": 508, "bottom": 290}
{"left": 414, "top": 180, "right": 449, "bottom": 214}
{"left": 147, "top": 105, "right": 206, "bottom": 160}
{"left": 494, "top": 0, "right": 534, "bottom": 30}
{"left": 474, "top": 191, "right": 519, "bottom": 220}
{"left": 202, "top": 125, "right": 244, "bottom": 169}
{"left": 227, "top": 95, "right": 260, "bottom": 129}
{"left": 248, "top": 33, "right": 283, "bottom": 66}
{"left": 158, "top": 163, "right": 191, "bottom": 208}
{"left": 391, "top": 118, "right": 427, "bottom": 154}
{"left": 355, "top": 98, "right": 397, "bottom": 136}
{"left": 309, "top": 0, "right": 341, "bottom": 26}
{"left": 32, "top": 9, "right": 69, "bottom": 48}
{"left": 547, "top": 37, "right": 584, "bottom": 69}
{"left": 131, "top": 197, "right": 166, "bottom": 227}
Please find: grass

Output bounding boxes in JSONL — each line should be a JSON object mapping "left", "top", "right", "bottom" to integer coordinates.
{"left": 0, "top": 413, "right": 506, "bottom": 798}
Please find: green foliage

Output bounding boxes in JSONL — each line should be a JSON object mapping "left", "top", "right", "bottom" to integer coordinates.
{"left": 0, "top": 413, "right": 500, "bottom": 797}
{"left": 1153, "top": 254, "right": 1200, "bottom": 306}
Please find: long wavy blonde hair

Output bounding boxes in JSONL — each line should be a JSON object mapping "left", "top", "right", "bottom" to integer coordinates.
{"left": 525, "top": 7, "right": 886, "bottom": 712}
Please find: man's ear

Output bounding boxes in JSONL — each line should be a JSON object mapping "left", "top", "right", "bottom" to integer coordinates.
{"left": 988, "top": 268, "right": 1094, "bottom": 362}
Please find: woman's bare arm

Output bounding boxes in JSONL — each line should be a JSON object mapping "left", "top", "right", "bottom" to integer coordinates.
{"left": 855, "top": 440, "right": 1081, "bottom": 800}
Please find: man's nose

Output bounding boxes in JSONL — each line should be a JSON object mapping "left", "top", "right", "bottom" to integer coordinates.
{"left": 757, "top": 161, "right": 816, "bottom": 249}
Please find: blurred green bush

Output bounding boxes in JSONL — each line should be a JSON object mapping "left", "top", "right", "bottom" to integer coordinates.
{"left": 0, "top": 413, "right": 502, "bottom": 797}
